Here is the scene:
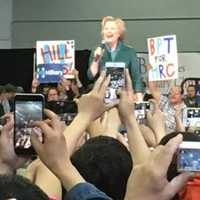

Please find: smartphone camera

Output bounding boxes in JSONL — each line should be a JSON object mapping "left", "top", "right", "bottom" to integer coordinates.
{"left": 177, "top": 141, "right": 200, "bottom": 172}
{"left": 14, "top": 94, "right": 44, "bottom": 155}
{"left": 134, "top": 101, "right": 150, "bottom": 121}
{"left": 104, "top": 62, "right": 125, "bottom": 103}
{"left": 182, "top": 108, "right": 200, "bottom": 127}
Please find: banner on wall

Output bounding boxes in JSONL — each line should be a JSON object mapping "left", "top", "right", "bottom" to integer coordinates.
{"left": 147, "top": 35, "right": 178, "bottom": 81}
{"left": 36, "top": 40, "right": 75, "bottom": 83}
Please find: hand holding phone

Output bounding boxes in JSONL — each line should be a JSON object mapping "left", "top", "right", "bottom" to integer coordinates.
{"left": 134, "top": 101, "right": 150, "bottom": 121}
{"left": 14, "top": 93, "right": 44, "bottom": 155}
{"left": 104, "top": 62, "right": 125, "bottom": 103}
{"left": 177, "top": 141, "right": 200, "bottom": 172}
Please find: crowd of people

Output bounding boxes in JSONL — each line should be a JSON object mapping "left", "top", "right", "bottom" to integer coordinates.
{"left": 0, "top": 16, "right": 200, "bottom": 200}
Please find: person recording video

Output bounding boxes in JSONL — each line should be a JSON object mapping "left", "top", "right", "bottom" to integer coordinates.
{"left": 87, "top": 16, "right": 144, "bottom": 101}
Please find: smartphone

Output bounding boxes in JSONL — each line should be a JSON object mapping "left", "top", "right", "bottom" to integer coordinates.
{"left": 104, "top": 62, "right": 125, "bottom": 103}
{"left": 134, "top": 101, "right": 150, "bottom": 121}
{"left": 182, "top": 107, "right": 200, "bottom": 127}
{"left": 177, "top": 141, "right": 200, "bottom": 172}
{"left": 14, "top": 93, "right": 44, "bottom": 155}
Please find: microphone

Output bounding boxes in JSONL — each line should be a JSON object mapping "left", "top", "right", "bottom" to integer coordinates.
{"left": 100, "top": 40, "right": 106, "bottom": 49}
{"left": 93, "top": 40, "right": 106, "bottom": 62}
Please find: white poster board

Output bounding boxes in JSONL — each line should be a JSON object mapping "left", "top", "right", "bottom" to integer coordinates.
{"left": 137, "top": 52, "right": 200, "bottom": 94}
{"left": 36, "top": 40, "right": 75, "bottom": 83}
{"left": 147, "top": 35, "right": 178, "bottom": 81}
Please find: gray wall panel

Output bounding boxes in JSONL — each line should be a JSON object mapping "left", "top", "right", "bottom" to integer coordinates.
{"left": 12, "top": 20, "right": 200, "bottom": 51}
{"left": 12, "top": 0, "right": 200, "bottom": 51}
{"left": 13, "top": 0, "right": 200, "bottom": 20}
{"left": 0, "top": 0, "right": 12, "bottom": 48}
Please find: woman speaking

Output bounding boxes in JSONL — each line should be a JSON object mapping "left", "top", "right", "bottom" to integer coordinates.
{"left": 87, "top": 16, "right": 144, "bottom": 100}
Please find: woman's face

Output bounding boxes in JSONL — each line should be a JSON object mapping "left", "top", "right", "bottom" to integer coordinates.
{"left": 102, "top": 21, "right": 120, "bottom": 45}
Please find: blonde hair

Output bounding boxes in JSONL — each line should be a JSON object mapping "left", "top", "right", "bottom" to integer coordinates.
{"left": 101, "top": 16, "right": 126, "bottom": 41}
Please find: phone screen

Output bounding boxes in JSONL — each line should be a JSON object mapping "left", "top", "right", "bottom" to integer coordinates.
{"left": 104, "top": 62, "right": 125, "bottom": 103}
{"left": 134, "top": 101, "right": 150, "bottom": 121}
{"left": 177, "top": 141, "right": 200, "bottom": 172}
{"left": 14, "top": 94, "right": 44, "bottom": 155}
{"left": 182, "top": 108, "right": 200, "bottom": 127}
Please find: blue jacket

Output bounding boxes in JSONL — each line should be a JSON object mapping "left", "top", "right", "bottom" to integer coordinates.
{"left": 65, "top": 182, "right": 112, "bottom": 200}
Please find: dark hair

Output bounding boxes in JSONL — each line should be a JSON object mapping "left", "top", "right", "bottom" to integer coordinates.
{"left": 0, "top": 174, "right": 48, "bottom": 200}
{"left": 187, "top": 84, "right": 196, "bottom": 89}
{"left": 187, "top": 84, "right": 197, "bottom": 94}
{"left": 71, "top": 136, "right": 133, "bottom": 200}
{"left": 0, "top": 85, "right": 5, "bottom": 95}
{"left": 46, "top": 87, "right": 59, "bottom": 96}
{"left": 4, "top": 83, "right": 16, "bottom": 93}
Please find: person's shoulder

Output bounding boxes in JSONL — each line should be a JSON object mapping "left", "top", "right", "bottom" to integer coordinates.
{"left": 121, "top": 42, "right": 137, "bottom": 53}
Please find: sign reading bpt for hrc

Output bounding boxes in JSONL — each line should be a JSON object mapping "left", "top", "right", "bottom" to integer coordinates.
{"left": 36, "top": 40, "right": 75, "bottom": 83}
{"left": 147, "top": 35, "right": 178, "bottom": 81}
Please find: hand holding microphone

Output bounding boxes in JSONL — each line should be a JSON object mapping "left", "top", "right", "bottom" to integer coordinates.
{"left": 93, "top": 41, "right": 106, "bottom": 62}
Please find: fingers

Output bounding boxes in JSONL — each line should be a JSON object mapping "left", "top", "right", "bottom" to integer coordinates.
{"left": 93, "top": 71, "right": 106, "bottom": 92}
{"left": 105, "top": 101, "right": 119, "bottom": 111}
{"left": 34, "top": 121, "right": 52, "bottom": 138}
{"left": 118, "top": 89, "right": 126, "bottom": 99}
{"left": 165, "top": 134, "right": 183, "bottom": 156}
{"left": 98, "top": 75, "right": 110, "bottom": 97}
{"left": 148, "top": 99, "right": 160, "bottom": 113}
{"left": 146, "top": 111, "right": 153, "bottom": 122}
{"left": 100, "top": 111, "right": 108, "bottom": 125}
{"left": 1, "top": 113, "right": 14, "bottom": 134}
{"left": 30, "top": 129, "right": 42, "bottom": 154}
{"left": 44, "top": 109, "right": 60, "bottom": 128}
{"left": 44, "top": 109, "right": 58, "bottom": 120}
{"left": 165, "top": 172, "right": 195, "bottom": 199}
{"left": 144, "top": 64, "right": 152, "bottom": 71}
{"left": 74, "top": 98, "right": 79, "bottom": 105}
{"left": 116, "top": 133, "right": 129, "bottom": 150}
{"left": 125, "top": 68, "right": 133, "bottom": 92}
{"left": 156, "top": 134, "right": 183, "bottom": 173}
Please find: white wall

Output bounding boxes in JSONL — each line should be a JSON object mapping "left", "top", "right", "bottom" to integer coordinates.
{"left": 0, "top": 0, "right": 12, "bottom": 48}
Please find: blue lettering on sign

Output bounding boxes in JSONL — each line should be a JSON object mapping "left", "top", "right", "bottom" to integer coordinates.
{"left": 164, "top": 37, "right": 174, "bottom": 54}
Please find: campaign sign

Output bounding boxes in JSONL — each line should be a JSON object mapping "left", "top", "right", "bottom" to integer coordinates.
{"left": 147, "top": 35, "right": 178, "bottom": 81}
{"left": 36, "top": 40, "right": 75, "bottom": 83}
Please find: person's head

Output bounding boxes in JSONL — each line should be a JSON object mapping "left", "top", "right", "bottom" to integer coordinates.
{"left": 101, "top": 16, "right": 126, "bottom": 46}
{"left": 16, "top": 86, "right": 24, "bottom": 93}
{"left": 186, "top": 85, "right": 196, "bottom": 98}
{"left": 58, "top": 78, "right": 76, "bottom": 90}
{"left": 71, "top": 136, "right": 133, "bottom": 200}
{"left": 4, "top": 83, "right": 16, "bottom": 99}
{"left": 168, "top": 86, "right": 183, "bottom": 105}
{"left": 0, "top": 85, "right": 5, "bottom": 101}
{"left": 0, "top": 174, "right": 48, "bottom": 200}
{"left": 46, "top": 87, "right": 59, "bottom": 102}
{"left": 63, "top": 78, "right": 75, "bottom": 87}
